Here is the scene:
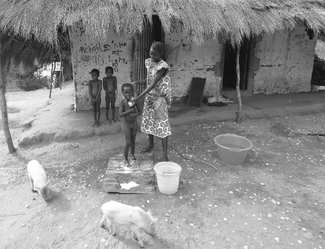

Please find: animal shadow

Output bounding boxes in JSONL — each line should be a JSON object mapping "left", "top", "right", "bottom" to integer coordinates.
{"left": 46, "top": 189, "right": 71, "bottom": 213}
{"left": 100, "top": 225, "right": 178, "bottom": 248}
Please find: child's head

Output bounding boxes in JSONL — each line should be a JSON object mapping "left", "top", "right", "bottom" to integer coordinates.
{"left": 105, "top": 66, "right": 114, "bottom": 77}
{"left": 150, "top": 41, "right": 164, "bottom": 62}
{"left": 121, "top": 83, "right": 134, "bottom": 100}
{"left": 90, "top": 69, "right": 99, "bottom": 80}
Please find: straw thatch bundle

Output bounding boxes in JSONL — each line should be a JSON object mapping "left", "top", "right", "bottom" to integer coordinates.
{"left": 0, "top": 0, "right": 325, "bottom": 46}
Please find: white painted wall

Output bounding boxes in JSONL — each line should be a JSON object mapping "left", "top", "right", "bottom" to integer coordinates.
{"left": 70, "top": 25, "right": 133, "bottom": 110}
{"left": 252, "top": 27, "right": 317, "bottom": 94}
{"left": 71, "top": 25, "right": 316, "bottom": 110}
{"left": 71, "top": 25, "right": 224, "bottom": 110}
{"left": 164, "top": 30, "right": 223, "bottom": 99}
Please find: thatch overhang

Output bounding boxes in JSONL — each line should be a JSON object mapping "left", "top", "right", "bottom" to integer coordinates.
{"left": 0, "top": 0, "right": 325, "bottom": 46}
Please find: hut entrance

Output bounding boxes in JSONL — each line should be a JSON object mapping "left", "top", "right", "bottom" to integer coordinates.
{"left": 222, "top": 38, "right": 251, "bottom": 91}
{"left": 132, "top": 15, "right": 164, "bottom": 94}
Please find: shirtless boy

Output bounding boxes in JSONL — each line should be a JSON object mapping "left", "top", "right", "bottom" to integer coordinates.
{"left": 88, "top": 69, "right": 102, "bottom": 127}
{"left": 103, "top": 66, "right": 117, "bottom": 124}
{"left": 119, "top": 83, "right": 141, "bottom": 166}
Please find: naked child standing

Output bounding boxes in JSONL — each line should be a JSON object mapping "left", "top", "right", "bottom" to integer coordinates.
{"left": 103, "top": 66, "right": 118, "bottom": 124}
{"left": 88, "top": 69, "right": 102, "bottom": 127}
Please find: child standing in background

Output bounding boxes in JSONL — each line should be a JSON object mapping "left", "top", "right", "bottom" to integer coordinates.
{"left": 103, "top": 66, "right": 117, "bottom": 124}
{"left": 88, "top": 69, "right": 102, "bottom": 127}
{"left": 119, "top": 83, "right": 141, "bottom": 166}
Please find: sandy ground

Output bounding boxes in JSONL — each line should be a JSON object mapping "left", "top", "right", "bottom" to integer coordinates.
{"left": 0, "top": 85, "right": 325, "bottom": 249}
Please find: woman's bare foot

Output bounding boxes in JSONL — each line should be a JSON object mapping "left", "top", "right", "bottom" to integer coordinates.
{"left": 92, "top": 122, "right": 97, "bottom": 127}
{"left": 105, "top": 120, "right": 111, "bottom": 125}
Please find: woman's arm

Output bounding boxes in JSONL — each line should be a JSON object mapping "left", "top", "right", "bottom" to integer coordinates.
{"left": 135, "top": 103, "right": 142, "bottom": 116}
{"left": 132, "top": 80, "right": 146, "bottom": 97}
{"left": 134, "top": 68, "right": 166, "bottom": 101}
{"left": 133, "top": 80, "right": 147, "bottom": 86}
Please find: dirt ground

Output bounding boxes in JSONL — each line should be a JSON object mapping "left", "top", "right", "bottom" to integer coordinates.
{"left": 0, "top": 86, "right": 325, "bottom": 249}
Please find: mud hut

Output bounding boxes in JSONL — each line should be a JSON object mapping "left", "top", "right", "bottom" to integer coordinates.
{"left": 1, "top": 0, "right": 325, "bottom": 111}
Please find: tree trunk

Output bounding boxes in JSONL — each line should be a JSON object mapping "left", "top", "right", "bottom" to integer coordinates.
{"left": 235, "top": 47, "right": 243, "bottom": 124}
{"left": 0, "top": 33, "right": 16, "bottom": 153}
{"left": 49, "top": 70, "right": 53, "bottom": 98}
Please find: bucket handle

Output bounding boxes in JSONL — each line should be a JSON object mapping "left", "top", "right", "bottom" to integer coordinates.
{"left": 161, "top": 170, "right": 181, "bottom": 175}
{"left": 228, "top": 148, "right": 242, "bottom": 153}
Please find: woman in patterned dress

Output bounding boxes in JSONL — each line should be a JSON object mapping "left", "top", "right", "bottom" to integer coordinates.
{"left": 131, "top": 41, "right": 171, "bottom": 161}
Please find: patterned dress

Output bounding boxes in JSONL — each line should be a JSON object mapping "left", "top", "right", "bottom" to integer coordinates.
{"left": 141, "top": 58, "right": 172, "bottom": 138}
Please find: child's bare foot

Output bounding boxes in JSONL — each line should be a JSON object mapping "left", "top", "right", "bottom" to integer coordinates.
{"left": 123, "top": 160, "right": 131, "bottom": 167}
{"left": 95, "top": 122, "right": 100, "bottom": 128}
{"left": 130, "top": 156, "right": 139, "bottom": 165}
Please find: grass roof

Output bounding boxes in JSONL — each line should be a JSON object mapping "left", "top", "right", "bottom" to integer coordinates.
{"left": 0, "top": 0, "right": 325, "bottom": 46}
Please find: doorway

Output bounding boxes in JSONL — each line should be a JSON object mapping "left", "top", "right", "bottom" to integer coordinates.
{"left": 132, "top": 15, "right": 163, "bottom": 80}
{"left": 152, "top": 15, "right": 164, "bottom": 43}
{"left": 222, "top": 38, "right": 251, "bottom": 91}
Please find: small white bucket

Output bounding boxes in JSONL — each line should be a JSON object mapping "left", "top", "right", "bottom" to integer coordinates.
{"left": 154, "top": 162, "right": 182, "bottom": 195}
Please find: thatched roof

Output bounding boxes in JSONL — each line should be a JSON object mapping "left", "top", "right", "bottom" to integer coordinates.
{"left": 1, "top": 0, "right": 325, "bottom": 46}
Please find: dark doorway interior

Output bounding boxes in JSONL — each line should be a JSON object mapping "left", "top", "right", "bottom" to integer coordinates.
{"left": 132, "top": 15, "right": 164, "bottom": 94}
{"left": 152, "top": 15, "right": 163, "bottom": 43}
{"left": 222, "top": 38, "right": 251, "bottom": 91}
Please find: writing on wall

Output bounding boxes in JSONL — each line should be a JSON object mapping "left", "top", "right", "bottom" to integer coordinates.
{"left": 294, "top": 33, "right": 308, "bottom": 47}
{"left": 169, "top": 25, "right": 184, "bottom": 34}
{"left": 79, "top": 41, "right": 128, "bottom": 72}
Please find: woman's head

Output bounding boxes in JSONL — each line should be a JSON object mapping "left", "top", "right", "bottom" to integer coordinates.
{"left": 150, "top": 41, "right": 164, "bottom": 63}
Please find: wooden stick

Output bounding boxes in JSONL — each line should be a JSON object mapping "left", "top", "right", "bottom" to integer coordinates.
{"left": 0, "top": 213, "right": 25, "bottom": 217}
{"left": 235, "top": 46, "right": 243, "bottom": 124}
{"left": 291, "top": 132, "right": 325, "bottom": 136}
{"left": 173, "top": 149, "right": 219, "bottom": 171}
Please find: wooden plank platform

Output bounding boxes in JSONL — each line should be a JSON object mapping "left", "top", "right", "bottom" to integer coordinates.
{"left": 102, "top": 153, "right": 156, "bottom": 194}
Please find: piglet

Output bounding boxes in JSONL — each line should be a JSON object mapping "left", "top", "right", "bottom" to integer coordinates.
{"left": 27, "top": 160, "right": 50, "bottom": 201}
{"left": 100, "top": 201, "right": 156, "bottom": 248}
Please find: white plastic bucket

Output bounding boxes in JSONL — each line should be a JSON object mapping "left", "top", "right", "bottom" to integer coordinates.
{"left": 154, "top": 162, "right": 182, "bottom": 195}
